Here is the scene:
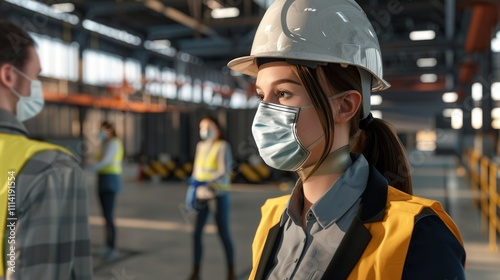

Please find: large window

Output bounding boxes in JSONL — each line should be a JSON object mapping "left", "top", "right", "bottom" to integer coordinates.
{"left": 125, "top": 59, "right": 142, "bottom": 90}
{"left": 192, "top": 79, "right": 203, "bottom": 103}
{"left": 203, "top": 81, "right": 215, "bottom": 104}
{"left": 83, "top": 50, "right": 124, "bottom": 86}
{"left": 178, "top": 75, "right": 192, "bottom": 101}
{"left": 145, "top": 65, "right": 162, "bottom": 96}
{"left": 230, "top": 89, "right": 248, "bottom": 109}
{"left": 162, "top": 68, "right": 177, "bottom": 99}
{"left": 30, "top": 33, "right": 79, "bottom": 81}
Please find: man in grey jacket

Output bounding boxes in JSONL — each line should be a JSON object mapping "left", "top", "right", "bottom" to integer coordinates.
{"left": 0, "top": 20, "right": 92, "bottom": 279}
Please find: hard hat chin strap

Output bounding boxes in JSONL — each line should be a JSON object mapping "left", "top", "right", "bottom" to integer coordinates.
{"left": 358, "top": 68, "right": 372, "bottom": 119}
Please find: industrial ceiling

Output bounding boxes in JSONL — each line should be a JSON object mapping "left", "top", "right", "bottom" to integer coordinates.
{"left": 3, "top": 0, "right": 500, "bottom": 131}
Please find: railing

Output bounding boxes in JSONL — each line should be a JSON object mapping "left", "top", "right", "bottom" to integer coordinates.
{"left": 465, "top": 149, "right": 499, "bottom": 252}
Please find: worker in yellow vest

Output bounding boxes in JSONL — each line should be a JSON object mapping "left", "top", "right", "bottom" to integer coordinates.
{"left": 187, "top": 116, "right": 235, "bottom": 280}
{"left": 0, "top": 20, "right": 92, "bottom": 279}
{"left": 87, "top": 121, "right": 124, "bottom": 262}
{"left": 227, "top": 0, "right": 466, "bottom": 279}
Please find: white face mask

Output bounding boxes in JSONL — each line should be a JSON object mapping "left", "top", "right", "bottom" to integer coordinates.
{"left": 10, "top": 67, "right": 44, "bottom": 122}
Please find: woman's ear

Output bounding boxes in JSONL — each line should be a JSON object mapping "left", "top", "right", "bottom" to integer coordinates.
{"left": 0, "top": 64, "right": 16, "bottom": 89}
{"left": 335, "top": 90, "right": 362, "bottom": 123}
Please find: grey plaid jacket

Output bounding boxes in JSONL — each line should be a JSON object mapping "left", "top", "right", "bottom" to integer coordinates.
{"left": 0, "top": 109, "right": 92, "bottom": 279}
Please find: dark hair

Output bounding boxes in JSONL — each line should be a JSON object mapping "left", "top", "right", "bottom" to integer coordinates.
{"left": 201, "top": 116, "right": 224, "bottom": 140}
{"left": 101, "top": 121, "right": 118, "bottom": 138}
{"left": 0, "top": 20, "right": 35, "bottom": 70}
{"left": 293, "top": 63, "right": 412, "bottom": 194}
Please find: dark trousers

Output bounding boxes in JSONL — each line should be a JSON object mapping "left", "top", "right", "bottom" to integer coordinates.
{"left": 98, "top": 191, "right": 117, "bottom": 249}
{"left": 193, "top": 192, "right": 234, "bottom": 266}
{"left": 98, "top": 174, "right": 121, "bottom": 249}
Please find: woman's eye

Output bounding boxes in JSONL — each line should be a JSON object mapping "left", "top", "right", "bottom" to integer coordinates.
{"left": 277, "top": 91, "right": 291, "bottom": 99}
{"left": 256, "top": 93, "right": 264, "bottom": 100}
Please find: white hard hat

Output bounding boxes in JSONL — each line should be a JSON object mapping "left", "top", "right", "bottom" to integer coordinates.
{"left": 227, "top": 0, "right": 390, "bottom": 92}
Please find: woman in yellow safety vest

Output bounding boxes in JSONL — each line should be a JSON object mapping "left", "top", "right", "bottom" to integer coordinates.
{"left": 88, "top": 121, "right": 124, "bottom": 262}
{"left": 227, "top": 0, "right": 466, "bottom": 279}
{"left": 187, "top": 116, "right": 235, "bottom": 280}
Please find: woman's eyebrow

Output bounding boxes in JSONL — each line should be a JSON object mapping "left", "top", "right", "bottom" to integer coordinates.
{"left": 256, "top": 78, "right": 302, "bottom": 90}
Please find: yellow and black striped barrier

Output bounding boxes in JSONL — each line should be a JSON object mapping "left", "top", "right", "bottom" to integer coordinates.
{"left": 140, "top": 159, "right": 273, "bottom": 184}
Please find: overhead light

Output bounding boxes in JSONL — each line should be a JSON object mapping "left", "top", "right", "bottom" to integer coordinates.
{"left": 370, "top": 95, "right": 383, "bottom": 106}
{"left": 409, "top": 30, "right": 436, "bottom": 41}
{"left": 492, "top": 31, "right": 500, "bottom": 52}
{"left": 420, "top": 74, "right": 437, "bottom": 83}
{"left": 492, "top": 82, "right": 500, "bottom": 100}
{"left": 472, "top": 82, "right": 483, "bottom": 101}
{"left": 442, "top": 92, "right": 458, "bottom": 103}
{"left": 472, "top": 108, "right": 483, "bottom": 129}
{"left": 450, "top": 109, "right": 463, "bottom": 129}
{"left": 211, "top": 7, "right": 240, "bottom": 19}
{"left": 492, "top": 38, "right": 500, "bottom": 52}
{"left": 491, "top": 107, "right": 500, "bottom": 119}
{"left": 5, "top": 0, "right": 79, "bottom": 25}
{"left": 144, "top": 40, "right": 176, "bottom": 57}
{"left": 151, "top": 39, "right": 171, "bottom": 47}
{"left": 493, "top": 119, "right": 500, "bottom": 129}
{"left": 83, "top": 19, "right": 141, "bottom": 46}
{"left": 51, "top": 3, "right": 75, "bottom": 13}
{"left": 417, "top": 58, "right": 437, "bottom": 68}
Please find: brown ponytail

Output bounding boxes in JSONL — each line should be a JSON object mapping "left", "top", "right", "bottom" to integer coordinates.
{"left": 294, "top": 63, "right": 412, "bottom": 194}
{"left": 351, "top": 118, "right": 413, "bottom": 194}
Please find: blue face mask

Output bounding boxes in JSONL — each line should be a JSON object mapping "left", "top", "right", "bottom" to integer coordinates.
{"left": 10, "top": 67, "right": 44, "bottom": 122}
{"left": 200, "top": 128, "right": 215, "bottom": 140}
{"left": 98, "top": 131, "right": 106, "bottom": 141}
{"left": 251, "top": 102, "right": 323, "bottom": 171}
{"left": 252, "top": 92, "right": 349, "bottom": 171}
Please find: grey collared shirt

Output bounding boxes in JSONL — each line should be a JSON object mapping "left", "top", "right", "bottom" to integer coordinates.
{"left": 267, "top": 155, "right": 369, "bottom": 280}
{"left": 0, "top": 109, "right": 92, "bottom": 279}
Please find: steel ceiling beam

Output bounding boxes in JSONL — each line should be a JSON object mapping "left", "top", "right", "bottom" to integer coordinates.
{"left": 203, "top": 16, "right": 262, "bottom": 27}
{"left": 137, "top": 0, "right": 218, "bottom": 37}
{"left": 147, "top": 24, "right": 193, "bottom": 40}
{"left": 380, "top": 40, "right": 455, "bottom": 53}
{"left": 445, "top": 0, "right": 456, "bottom": 90}
{"left": 85, "top": 3, "right": 146, "bottom": 19}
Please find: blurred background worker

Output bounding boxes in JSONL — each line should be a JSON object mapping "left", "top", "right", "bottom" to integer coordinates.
{"left": 0, "top": 20, "right": 92, "bottom": 279}
{"left": 188, "top": 116, "right": 235, "bottom": 280}
{"left": 87, "top": 121, "right": 124, "bottom": 262}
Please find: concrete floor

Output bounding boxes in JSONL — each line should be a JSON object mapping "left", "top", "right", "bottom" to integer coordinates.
{"left": 86, "top": 153, "right": 500, "bottom": 280}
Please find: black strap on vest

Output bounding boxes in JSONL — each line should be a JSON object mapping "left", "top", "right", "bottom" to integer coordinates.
{"left": 255, "top": 223, "right": 283, "bottom": 279}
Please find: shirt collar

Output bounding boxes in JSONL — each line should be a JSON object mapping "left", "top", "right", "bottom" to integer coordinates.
{"left": 0, "top": 108, "right": 29, "bottom": 136}
{"left": 281, "top": 154, "right": 369, "bottom": 229}
{"left": 281, "top": 179, "right": 304, "bottom": 227}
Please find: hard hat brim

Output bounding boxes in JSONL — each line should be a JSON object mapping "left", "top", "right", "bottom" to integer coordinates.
{"left": 227, "top": 56, "right": 259, "bottom": 77}
{"left": 228, "top": 56, "right": 391, "bottom": 92}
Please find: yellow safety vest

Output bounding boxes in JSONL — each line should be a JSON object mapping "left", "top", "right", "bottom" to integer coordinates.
{"left": 193, "top": 140, "right": 222, "bottom": 182}
{"left": 0, "top": 133, "right": 73, "bottom": 277}
{"left": 98, "top": 137, "right": 124, "bottom": 174}
{"left": 250, "top": 186, "right": 464, "bottom": 280}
